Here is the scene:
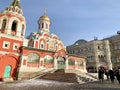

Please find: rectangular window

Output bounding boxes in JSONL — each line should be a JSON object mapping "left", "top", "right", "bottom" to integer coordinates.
{"left": 13, "top": 43, "right": 19, "bottom": 50}
{"left": 3, "top": 41, "right": 10, "bottom": 49}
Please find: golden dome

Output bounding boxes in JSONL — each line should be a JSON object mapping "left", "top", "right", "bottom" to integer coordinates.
{"left": 39, "top": 8, "right": 50, "bottom": 21}
{"left": 40, "top": 15, "right": 50, "bottom": 21}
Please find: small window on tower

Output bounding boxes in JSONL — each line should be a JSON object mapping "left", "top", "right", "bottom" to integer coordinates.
{"left": 3, "top": 41, "right": 10, "bottom": 49}
{"left": 13, "top": 43, "right": 19, "bottom": 50}
{"left": 40, "top": 41, "right": 45, "bottom": 49}
{"left": 42, "top": 23, "right": 44, "bottom": 28}
{"left": 11, "top": 20, "right": 17, "bottom": 32}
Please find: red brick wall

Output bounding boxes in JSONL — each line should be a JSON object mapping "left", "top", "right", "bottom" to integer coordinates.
{"left": 0, "top": 37, "right": 23, "bottom": 53}
{"left": 44, "top": 64, "right": 54, "bottom": 68}
{"left": 23, "top": 49, "right": 54, "bottom": 58}
{"left": 0, "top": 54, "right": 19, "bottom": 80}
{"left": 68, "top": 56, "right": 86, "bottom": 70}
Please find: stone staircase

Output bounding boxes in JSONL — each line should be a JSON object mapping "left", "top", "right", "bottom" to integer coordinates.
{"left": 18, "top": 68, "right": 57, "bottom": 80}
{"left": 39, "top": 69, "right": 78, "bottom": 83}
{"left": 86, "top": 73, "right": 98, "bottom": 79}
{"left": 17, "top": 69, "right": 99, "bottom": 84}
{"left": 65, "top": 69, "right": 98, "bottom": 84}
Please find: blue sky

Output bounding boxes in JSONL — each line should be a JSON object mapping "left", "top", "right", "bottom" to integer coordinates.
{"left": 1, "top": 0, "right": 120, "bottom": 46}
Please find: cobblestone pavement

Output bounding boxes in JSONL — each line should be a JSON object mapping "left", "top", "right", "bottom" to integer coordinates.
{"left": 72, "top": 79, "right": 120, "bottom": 90}
{"left": 0, "top": 79, "right": 120, "bottom": 90}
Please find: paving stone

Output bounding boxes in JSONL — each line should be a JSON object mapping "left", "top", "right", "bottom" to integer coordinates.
{"left": 0, "top": 71, "right": 120, "bottom": 90}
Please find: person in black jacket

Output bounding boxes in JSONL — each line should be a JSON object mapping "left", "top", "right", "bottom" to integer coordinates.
{"left": 114, "top": 68, "right": 120, "bottom": 84}
{"left": 98, "top": 67, "right": 104, "bottom": 82}
{"left": 108, "top": 69, "right": 115, "bottom": 83}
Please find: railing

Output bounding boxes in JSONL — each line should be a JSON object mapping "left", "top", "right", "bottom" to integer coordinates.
{"left": 76, "top": 75, "right": 94, "bottom": 83}
{"left": 86, "top": 73, "right": 98, "bottom": 79}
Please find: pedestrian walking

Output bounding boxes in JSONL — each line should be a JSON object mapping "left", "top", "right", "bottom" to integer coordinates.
{"left": 114, "top": 68, "right": 120, "bottom": 84}
{"left": 98, "top": 67, "right": 104, "bottom": 83}
{"left": 105, "top": 69, "right": 109, "bottom": 81}
{"left": 108, "top": 69, "right": 115, "bottom": 83}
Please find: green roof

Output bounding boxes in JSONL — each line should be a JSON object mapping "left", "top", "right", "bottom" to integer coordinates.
{"left": 11, "top": 0, "right": 21, "bottom": 8}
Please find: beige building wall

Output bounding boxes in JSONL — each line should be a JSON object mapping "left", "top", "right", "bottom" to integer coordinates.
{"left": 104, "top": 34, "right": 120, "bottom": 69}
{"left": 67, "top": 39, "right": 112, "bottom": 72}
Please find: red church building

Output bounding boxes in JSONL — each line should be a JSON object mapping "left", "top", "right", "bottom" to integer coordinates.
{"left": 0, "top": 0, "right": 86, "bottom": 81}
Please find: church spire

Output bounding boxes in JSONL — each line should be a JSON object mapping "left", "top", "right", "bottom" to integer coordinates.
{"left": 11, "top": 0, "right": 21, "bottom": 8}
{"left": 44, "top": 8, "right": 46, "bottom": 16}
{"left": 4, "top": 0, "right": 23, "bottom": 15}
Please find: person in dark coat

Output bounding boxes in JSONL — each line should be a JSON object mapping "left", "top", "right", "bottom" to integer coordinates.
{"left": 98, "top": 67, "right": 104, "bottom": 82}
{"left": 108, "top": 69, "right": 115, "bottom": 83}
{"left": 105, "top": 70, "right": 109, "bottom": 81}
{"left": 114, "top": 69, "right": 120, "bottom": 84}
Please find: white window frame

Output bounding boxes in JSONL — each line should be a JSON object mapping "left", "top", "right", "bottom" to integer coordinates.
{"left": 3, "top": 41, "right": 10, "bottom": 49}
{"left": 13, "top": 43, "right": 19, "bottom": 50}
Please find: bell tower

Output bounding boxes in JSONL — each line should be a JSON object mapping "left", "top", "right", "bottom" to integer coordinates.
{"left": 0, "top": 0, "right": 26, "bottom": 38}
{"left": 38, "top": 9, "right": 50, "bottom": 33}
{"left": 0, "top": 0, "right": 26, "bottom": 81}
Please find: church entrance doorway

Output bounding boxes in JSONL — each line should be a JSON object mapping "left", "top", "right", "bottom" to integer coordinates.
{"left": 4, "top": 65, "right": 11, "bottom": 78}
{"left": 57, "top": 56, "right": 66, "bottom": 69}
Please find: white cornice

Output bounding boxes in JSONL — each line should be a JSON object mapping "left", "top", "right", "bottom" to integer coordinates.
{"left": 0, "top": 33, "right": 24, "bottom": 41}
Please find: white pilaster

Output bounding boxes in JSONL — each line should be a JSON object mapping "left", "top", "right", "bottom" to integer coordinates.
{"left": 75, "top": 61, "right": 77, "bottom": 69}
{"left": 66, "top": 59, "right": 68, "bottom": 69}
{"left": 54, "top": 58, "right": 58, "bottom": 69}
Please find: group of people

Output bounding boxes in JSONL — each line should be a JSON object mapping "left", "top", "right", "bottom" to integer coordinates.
{"left": 98, "top": 67, "right": 120, "bottom": 84}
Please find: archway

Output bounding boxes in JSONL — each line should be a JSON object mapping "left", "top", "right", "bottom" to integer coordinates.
{"left": 44, "top": 55, "right": 54, "bottom": 68}
{"left": 27, "top": 53, "right": 40, "bottom": 67}
{"left": 11, "top": 20, "right": 17, "bottom": 31}
{"left": 57, "top": 56, "right": 66, "bottom": 69}
{"left": 0, "top": 54, "right": 19, "bottom": 80}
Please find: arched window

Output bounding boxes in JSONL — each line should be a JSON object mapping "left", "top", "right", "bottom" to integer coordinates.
{"left": 41, "top": 23, "right": 44, "bottom": 28}
{"left": 98, "top": 46, "right": 100, "bottom": 50}
{"left": 40, "top": 40, "right": 45, "bottom": 49}
{"left": 77, "top": 60, "right": 83, "bottom": 66}
{"left": 68, "top": 59, "right": 75, "bottom": 65}
{"left": 98, "top": 55, "right": 105, "bottom": 62}
{"left": 44, "top": 55, "right": 54, "bottom": 64}
{"left": 28, "top": 53, "right": 40, "bottom": 62}
{"left": 11, "top": 20, "right": 17, "bottom": 32}
{"left": 1, "top": 19, "right": 7, "bottom": 30}
{"left": 12, "top": 8, "right": 15, "bottom": 12}
{"left": 41, "top": 44, "right": 44, "bottom": 48}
